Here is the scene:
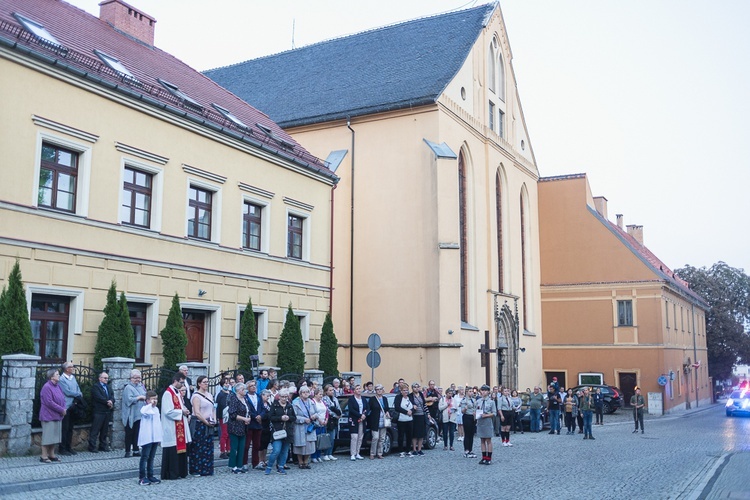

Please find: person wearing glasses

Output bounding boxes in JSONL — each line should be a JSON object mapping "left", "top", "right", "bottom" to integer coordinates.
{"left": 122, "top": 369, "right": 147, "bottom": 458}
{"left": 394, "top": 384, "right": 414, "bottom": 457}
{"left": 409, "top": 382, "right": 428, "bottom": 456}
{"left": 348, "top": 384, "right": 370, "bottom": 461}
{"left": 266, "top": 389, "right": 295, "bottom": 475}
{"left": 367, "top": 384, "right": 390, "bottom": 459}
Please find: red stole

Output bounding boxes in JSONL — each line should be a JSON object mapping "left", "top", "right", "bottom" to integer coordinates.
{"left": 167, "top": 386, "right": 187, "bottom": 453}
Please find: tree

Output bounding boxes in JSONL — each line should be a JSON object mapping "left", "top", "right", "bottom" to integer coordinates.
{"left": 94, "top": 281, "right": 135, "bottom": 369}
{"left": 161, "top": 294, "right": 187, "bottom": 371}
{"left": 676, "top": 262, "right": 750, "bottom": 380}
{"left": 318, "top": 312, "right": 338, "bottom": 377}
{"left": 238, "top": 297, "right": 259, "bottom": 372}
{"left": 277, "top": 304, "right": 304, "bottom": 375}
{"left": 0, "top": 259, "right": 35, "bottom": 357}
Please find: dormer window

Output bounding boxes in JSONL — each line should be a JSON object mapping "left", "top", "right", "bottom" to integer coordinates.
{"left": 94, "top": 50, "right": 139, "bottom": 85}
{"left": 256, "top": 123, "right": 273, "bottom": 135}
{"left": 256, "top": 123, "right": 294, "bottom": 150}
{"left": 212, "top": 104, "right": 249, "bottom": 131}
{"left": 13, "top": 13, "right": 66, "bottom": 53}
{"left": 158, "top": 79, "right": 202, "bottom": 111}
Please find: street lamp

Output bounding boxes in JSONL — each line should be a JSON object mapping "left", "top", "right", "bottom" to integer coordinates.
{"left": 497, "top": 337, "right": 508, "bottom": 387}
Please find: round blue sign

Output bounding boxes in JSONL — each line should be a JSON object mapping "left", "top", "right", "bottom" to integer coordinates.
{"left": 657, "top": 375, "right": 668, "bottom": 386}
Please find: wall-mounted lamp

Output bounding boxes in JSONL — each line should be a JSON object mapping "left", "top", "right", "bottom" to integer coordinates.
{"left": 448, "top": 329, "right": 454, "bottom": 335}
{"left": 198, "top": 289, "right": 207, "bottom": 297}
{"left": 519, "top": 347, "right": 526, "bottom": 353}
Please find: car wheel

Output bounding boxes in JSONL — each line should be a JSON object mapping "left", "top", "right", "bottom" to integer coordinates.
{"left": 381, "top": 431, "right": 392, "bottom": 455}
{"left": 602, "top": 402, "right": 612, "bottom": 414}
{"left": 425, "top": 426, "right": 438, "bottom": 449}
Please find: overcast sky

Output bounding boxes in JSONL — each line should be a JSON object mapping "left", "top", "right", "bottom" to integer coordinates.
{"left": 66, "top": 0, "right": 750, "bottom": 274}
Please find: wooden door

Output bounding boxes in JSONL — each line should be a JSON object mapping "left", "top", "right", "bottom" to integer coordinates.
{"left": 183, "top": 312, "right": 205, "bottom": 362}
{"left": 619, "top": 372, "right": 637, "bottom": 407}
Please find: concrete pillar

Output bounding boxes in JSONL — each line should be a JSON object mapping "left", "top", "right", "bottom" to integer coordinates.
{"left": 304, "top": 369, "right": 324, "bottom": 387}
{"left": 341, "top": 371, "right": 362, "bottom": 388}
{"left": 102, "top": 357, "right": 134, "bottom": 449}
{"left": 1, "top": 354, "right": 40, "bottom": 455}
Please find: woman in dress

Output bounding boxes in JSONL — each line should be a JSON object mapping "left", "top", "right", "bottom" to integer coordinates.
{"left": 266, "top": 389, "right": 295, "bottom": 475}
{"left": 438, "top": 388, "right": 458, "bottom": 450}
{"left": 121, "top": 369, "right": 147, "bottom": 458}
{"left": 189, "top": 375, "right": 216, "bottom": 476}
{"left": 227, "top": 383, "right": 251, "bottom": 474}
{"left": 39, "top": 368, "right": 66, "bottom": 463}
{"left": 475, "top": 384, "right": 496, "bottom": 465}
{"left": 409, "top": 382, "right": 428, "bottom": 456}
{"left": 310, "top": 387, "right": 329, "bottom": 463}
{"left": 394, "top": 384, "right": 414, "bottom": 457}
{"left": 291, "top": 386, "right": 318, "bottom": 469}
{"left": 258, "top": 389, "right": 273, "bottom": 467}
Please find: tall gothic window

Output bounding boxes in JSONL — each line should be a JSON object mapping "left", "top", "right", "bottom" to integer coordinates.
{"left": 496, "top": 171, "right": 504, "bottom": 292}
{"left": 520, "top": 192, "right": 528, "bottom": 327}
{"left": 458, "top": 152, "right": 468, "bottom": 323}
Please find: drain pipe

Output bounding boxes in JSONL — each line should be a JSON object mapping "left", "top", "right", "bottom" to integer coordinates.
{"left": 347, "top": 117, "right": 355, "bottom": 371}
{"left": 328, "top": 182, "right": 337, "bottom": 314}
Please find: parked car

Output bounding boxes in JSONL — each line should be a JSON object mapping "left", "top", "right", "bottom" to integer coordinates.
{"left": 333, "top": 394, "right": 438, "bottom": 455}
{"left": 725, "top": 390, "right": 750, "bottom": 417}
{"left": 569, "top": 384, "right": 623, "bottom": 414}
{"left": 518, "top": 392, "right": 550, "bottom": 431}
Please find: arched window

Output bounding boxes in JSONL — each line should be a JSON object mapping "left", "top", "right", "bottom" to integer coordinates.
{"left": 459, "top": 151, "right": 469, "bottom": 322}
{"left": 520, "top": 189, "right": 529, "bottom": 328}
{"left": 488, "top": 39, "right": 497, "bottom": 93}
{"left": 497, "top": 52, "right": 505, "bottom": 102}
{"left": 495, "top": 170, "right": 504, "bottom": 292}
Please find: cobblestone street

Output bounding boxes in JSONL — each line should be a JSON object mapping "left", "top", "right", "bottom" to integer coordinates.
{"left": 1, "top": 403, "right": 748, "bottom": 499}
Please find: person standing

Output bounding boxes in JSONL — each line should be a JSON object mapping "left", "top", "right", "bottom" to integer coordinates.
{"left": 227, "top": 383, "right": 250, "bottom": 474}
{"left": 593, "top": 387, "right": 604, "bottom": 425}
{"left": 122, "top": 369, "right": 147, "bottom": 458}
{"left": 459, "top": 387, "right": 477, "bottom": 458}
{"left": 631, "top": 387, "right": 646, "bottom": 434}
{"left": 348, "top": 384, "right": 370, "bottom": 460}
{"left": 257, "top": 369, "right": 270, "bottom": 392}
{"left": 547, "top": 385, "right": 562, "bottom": 435}
{"left": 475, "top": 385, "right": 496, "bottom": 464}
{"left": 137, "top": 391, "right": 162, "bottom": 486}
{"left": 580, "top": 387, "right": 595, "bottom": 440}
{"left": 161, "top": 373, "right": 192, "bottom": 480}
{"left": 394, "top": 384, "right": 414, "bottom": 457}
{"left": 189, "top": 375, "right": 216, "bottom": 476}
{"left": 368, "top": 384, "right": 390, "bottom": 459}
{"left": 322, "top": 384, "right": 341, "bottom": 461}
{"left": 178, "top": 365, "right": 193, "bottom": 413}
{"left": 424, "top": 380, "right": 440, "bottom": 425}
{"left": 497, "top": 387, "right": 514, "bottom": 447}
{"left": 266, "top": 389, "right": 295, "bottom": 475}
{"left": 292, "top": 386, "right": 317, "bottom": 469}
{"left": 39, "top": 369, "right": 66, "bottom": 463}
{"left": 510, "top": 390, "right": 524, "bottom": 434}
{"left": 409, "top": 383, "right": 428, "bottom": 456}
{"left": 563, "top": 388, "right": 577, "bottom": 435}
{"left": 89, "top": 371, "right": 114, "bottom": 452}
{"left": 528, "top": 386, "right": 545, "bottom": 433}
{"left": 243, "top": 380, "right": 264, "bottom": 470}
{"left": 310, "top": 388, "right": 329, "bottom": 463}
{"left": 58, "top": 361, "right": 82, "bottom": 455}
{"left": 215, "top": 377, "right": 232, "bottom": 459}
{"left": 438, "top": 388, "right": 458, "bottom": 450}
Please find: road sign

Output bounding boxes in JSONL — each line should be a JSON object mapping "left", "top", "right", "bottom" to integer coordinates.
{"left": 366, "top": 351, "right": 381, "bottom": 369}
{"left": 657, "top": 375, "right": 668, "bottom": 386}
{"left": 367, "top": 333, "right": 382, "bottom": 351}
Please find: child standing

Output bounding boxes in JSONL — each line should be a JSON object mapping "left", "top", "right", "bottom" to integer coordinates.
{"left": 138, "top": 390, "right": 163, "bottom": 485}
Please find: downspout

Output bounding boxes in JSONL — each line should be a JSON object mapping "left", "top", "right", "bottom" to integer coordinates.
{"left": 328, "top": 183, "right": 337, "bottom": 313}
{"left": 347, "top": 117, "right": 355, "bottom": 371}
{"left": 691, "top": 303, "right": 698, "bottom": 407}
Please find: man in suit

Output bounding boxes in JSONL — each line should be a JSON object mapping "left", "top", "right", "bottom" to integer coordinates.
{"left": 89, "top": 371, "right": 114, "bottom": 452}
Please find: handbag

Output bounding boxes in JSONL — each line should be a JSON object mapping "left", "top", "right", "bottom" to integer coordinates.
{"left": 273, "top": 429, "right": 287, "bottom": 440}
{"left": 376, "top": 396, "right": 391, "bottom": 427}
{"left": 188, "top": 416, "right": 197, "bottom": 435}
{"left": 316, "top": 432, "right": 332, "bottom": 451}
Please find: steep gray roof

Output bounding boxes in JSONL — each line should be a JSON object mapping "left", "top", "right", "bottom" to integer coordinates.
{"left": 204, "top": 3, "right": 496, "bottom": 128}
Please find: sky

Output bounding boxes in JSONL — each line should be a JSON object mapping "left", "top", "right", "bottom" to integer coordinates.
{"left": 66, "top": 0, "right": 750, "bottom": 274}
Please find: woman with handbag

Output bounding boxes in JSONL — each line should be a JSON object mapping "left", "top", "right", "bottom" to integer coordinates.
{"left": 322, "top": 384, "right": 341, "bottom": 461}
{"left": 259, "top": 389, "right": 273, "bottom": 468}
{"left": 266, "top": 389, "right": 295, "bottom": 475}
{"left": 310, "top": 388, "right": 329, "bottom": 463}
{"left": 368, "top": 384, "right": 390, "bottom": 459}
{"left": 189, "top": 376, "right": 216, "bottom": 476}
{"left": 409, "top": 382, "right": 428, "bottom": 456}
{"left": 394, "top": 384, "right": 414, "bottom": 457}
{"left": 292, "top": 386, "right": 318, "bottom": 469}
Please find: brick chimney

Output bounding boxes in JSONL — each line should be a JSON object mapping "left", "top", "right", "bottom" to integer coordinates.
{"left": 626, "top": 224, "right": 644, "bottom": 245}
{"left": 99, "top": 0, "right": 156, "bottom": 46}
{"left": 593, "top": 196, "right": 608, "bottom": 219}
{"left": 616, "top": 214, "right": 623, "bottom": 229}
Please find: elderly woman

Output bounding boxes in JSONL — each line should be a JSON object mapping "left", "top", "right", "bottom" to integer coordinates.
{"left": 310, "top": 387, "right": 329, "bottom": 463}
{"left": 39, "top": 369, "right": 66, "bottom": 463}
{"left": 292, "top": 386, "right": 318, "bottom": 469}
{"left": 409, "top": 382, "right": 428, "bottom": 456}
{"left": 122, "top": 369, "right": 147, "bottom": 458}
{"left": 394, "top": 384, "right": 413, "bottom": 457}
{"left": 227, "top": 383, "right": 251, "bottom": 474}
{"left": 266, "top": 388, "right": 295, "bottom": 475}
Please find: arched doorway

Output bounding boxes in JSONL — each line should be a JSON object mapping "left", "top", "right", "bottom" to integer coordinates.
{"left": 496, "top": 299, "right": 518, "bottom": 389}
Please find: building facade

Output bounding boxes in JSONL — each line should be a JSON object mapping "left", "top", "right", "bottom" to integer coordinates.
{"left": 538, "top": 174, "right": 709, "bottom": 413}
{"left": 0, "top": 0, "right": 337, "bottom": 373}
{"left": 206, "top": 3, "right": 544, "bottom": 388}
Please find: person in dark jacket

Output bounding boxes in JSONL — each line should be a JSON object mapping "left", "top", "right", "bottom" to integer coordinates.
{"left": 348, "top": 384, "right": 370, "bottom": 460}
{"left": 367, "top": 384, "right": 390, "bottom": 459}
{"left": 88, "top": 371, "right": 114, "bottom": 452}
{"left": 266, "top": 389, "right": 295, "bottom": 475}
{"left": 243, "top": 380, "right": 265, "bottom": 470}
{"left": 593, "top": 387, "right": 604, "bottom": 425}
{"left": 394, "top": 384, "right": 414, "bottom": 456}
{"left": 227, "top": 384, "right": 251, "bottom": 474}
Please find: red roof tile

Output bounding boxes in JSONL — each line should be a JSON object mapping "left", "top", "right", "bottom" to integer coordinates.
{"left": 0, "top": 0, "right": 334, "bottom": 177}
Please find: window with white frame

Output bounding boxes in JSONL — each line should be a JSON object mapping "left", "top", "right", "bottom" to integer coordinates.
{"left": 186, "top": 181, "right": 221, "bottom": 242}
{"left": 26, "top": 286, "right": 84, "bottom": 364}
{"left": 282, "top": 310, "right": 310, "bottom": 342}
{"left": 617, "top": 300, "right": 633, "bottom": 327}
{"left": 119, "top": 159, "right": 163, "bottom": 231}
{"left": 34, "top": 134, "right": 92, "bottom": 217}
{"left": 286, "top": 212, "right": 310, "bottom": 260}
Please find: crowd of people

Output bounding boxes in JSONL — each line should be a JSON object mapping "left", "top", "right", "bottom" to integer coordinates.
{"left": 37, "top": 364, "right": 648, "bottom": 483}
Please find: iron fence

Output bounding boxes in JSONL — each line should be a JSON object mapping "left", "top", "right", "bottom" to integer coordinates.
{"left": 32, "top": 363, "right": 98, "bottom": 428}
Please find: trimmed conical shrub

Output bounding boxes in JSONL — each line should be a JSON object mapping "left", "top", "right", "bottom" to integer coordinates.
{"left": 161, "top": 293, "right": 186, "bottom": 370}
{"left": 0, "top": 259, "right": 34, "bottom": 357}
{"left": 277, "top": 304, "right": 304, "bottom": 375}
{"left": 238, "top": 297, "right": 259, "bottom": 372}
{"left": 318, "top": 312, "right": 338, "bottom": 377}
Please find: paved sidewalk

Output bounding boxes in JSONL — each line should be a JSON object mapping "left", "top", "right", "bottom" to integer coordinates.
{"left": 0, "top": 402, "right": 721, "bottom": 495}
